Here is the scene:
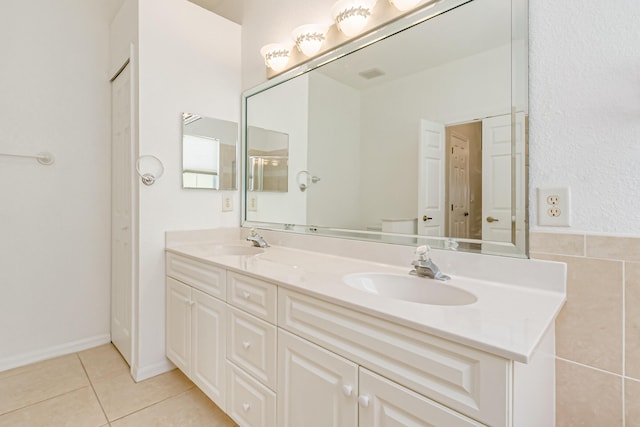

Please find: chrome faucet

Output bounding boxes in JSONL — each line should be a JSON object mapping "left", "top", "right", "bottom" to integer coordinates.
{"left": 410, "top": 245, "right": 450, "bottom": 281}
{"left": 246, "top": 229, "right": 269, "bottom": 248}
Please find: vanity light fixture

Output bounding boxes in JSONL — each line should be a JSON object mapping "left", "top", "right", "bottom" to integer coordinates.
{"left": 331, "top": 0, "right": 378, "bottom": 37}
{"left": 388, "top": 0, "right": 421, "bottom": 11}
{"left": 260, "top": 43, "right": 292, "bottom": 72}
{"left": 292, "top": 24, "right": 330, "bottom": 57}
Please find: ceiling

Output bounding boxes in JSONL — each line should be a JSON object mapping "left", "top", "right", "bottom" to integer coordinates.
{"left": 186, "top": 0, "right": 243, "bottom": 24}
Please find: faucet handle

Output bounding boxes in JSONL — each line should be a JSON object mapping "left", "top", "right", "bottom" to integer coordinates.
{"left": 415, "top": 245, "right": 430, "bottom": 261}
{"left": 250, "top": 227, "right": 258, "bottom": 237}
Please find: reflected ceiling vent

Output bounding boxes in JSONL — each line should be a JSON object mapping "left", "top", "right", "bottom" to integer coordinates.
{"left": 358, "top": 68, "right": 385, "bottom": 80}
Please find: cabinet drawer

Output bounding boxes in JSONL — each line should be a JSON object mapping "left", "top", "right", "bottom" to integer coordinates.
{"left": 359, "top": 368, "right": 485, "bottom": 427}
{"left": 279, "top": 289, "right": 510, "bottom": 427}
{"left": 227, "top": 361, "right": 276, "bottom": 427}
{"left": 227, "top": 271, "right": 277, "bottom": 323}
{"left": 227, "top": 306, "right": 277, "bottom": 390}
{"left": 166, "top": 252, "right": 226, "bottom": 300}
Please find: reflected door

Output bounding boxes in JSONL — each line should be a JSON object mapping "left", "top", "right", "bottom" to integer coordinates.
{"left": 481, "top": 113, "right": 525, "bottom": 253}
{"left": 448, "top": 132, "right": 470, "bottom": 238}
{"left": 418, "top": 119, "right": 446, "bottom": 236}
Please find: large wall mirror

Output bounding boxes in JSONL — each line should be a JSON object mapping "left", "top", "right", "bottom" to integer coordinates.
{"left": 242, "top": 0, "right": 529, "bottom": 257}
{"left": 182, "top": 113, "right": 238, "bottom": 190}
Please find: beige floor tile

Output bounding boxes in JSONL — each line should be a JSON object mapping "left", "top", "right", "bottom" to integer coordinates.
{"left": 626, "top": 378, "right": 640, "bottom": 427}
{"left": 111, "top": 388, "right": 236, "bottom": 427}
{"left": 556, "top": 359, "right": 622, "bottom": 427}
{"left": 92, "top": 368, "right": 193, "bottom": 421}
{"left": 532, "top": 253, "right": 623, "bottom": 374}
{"left": 0, "top": 354, "right": 89, "bottom": 415}
{"left": 626, "top": 263, "right": 640, "bottom": 380}
{"left": 0, "top": 386, "right": 107, "bottom": 427}
{"left": 79, "top": 344, "right": 129, "bottom": 382}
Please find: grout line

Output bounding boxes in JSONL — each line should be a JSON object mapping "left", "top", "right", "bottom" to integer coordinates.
{"left": 107, "top": 385, "right": 196, "bottom": 423}
{"left": 77, "top": 351, "right": 111, "bottom": 424}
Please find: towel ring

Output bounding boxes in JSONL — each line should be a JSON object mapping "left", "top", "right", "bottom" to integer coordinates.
{"left": 136, "top": 155, "right": 164, "bottom": 186}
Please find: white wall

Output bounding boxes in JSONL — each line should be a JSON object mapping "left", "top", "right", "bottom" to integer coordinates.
{"left": 528, "top": 0, "right": 640, "bottom": 234}
{"left": 0, "top": 1, "right": 112, "bottom": 370}
{"left": 307, "top": 73, "right": 362, "bottom": 228}
{"left": 242, "top": 0, "right": 640, "bottom": 237}
{"left": 135, "top": 0, "right": 241, "bottom": 376}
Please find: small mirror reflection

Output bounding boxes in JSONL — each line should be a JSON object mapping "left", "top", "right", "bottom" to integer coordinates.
{"left": 182, "top": 113, "right": 238, "bottom": 190}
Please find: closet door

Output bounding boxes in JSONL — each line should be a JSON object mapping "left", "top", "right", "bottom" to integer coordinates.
{"left": 111, "top": 61, "right": 134, "bottom": 364}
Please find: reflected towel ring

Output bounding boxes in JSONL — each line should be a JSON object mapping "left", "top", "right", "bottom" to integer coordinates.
{"left": 136, "top": 155, "right": 164, "bottom": 186}
{"left": 296, "top": 170, "right": 321, "bottom": 192}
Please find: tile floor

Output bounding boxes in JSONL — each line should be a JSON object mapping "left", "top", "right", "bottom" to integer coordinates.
{"left": 0, "top": 344, "right": 237, "bottom": 427}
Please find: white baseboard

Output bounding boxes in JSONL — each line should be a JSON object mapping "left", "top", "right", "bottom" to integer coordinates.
{"left": 131, "top": 358, "right": 175, "bottom": 382}
{"left": 0, "top": 334, "right": 111, "bottom": 373}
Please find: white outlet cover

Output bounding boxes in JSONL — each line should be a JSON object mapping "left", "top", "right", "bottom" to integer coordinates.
{"left": 222, "top": 194, "right": 233, "bottom": 212}
{"left": 537, "top": 187, "right": 571, "bottom": 227}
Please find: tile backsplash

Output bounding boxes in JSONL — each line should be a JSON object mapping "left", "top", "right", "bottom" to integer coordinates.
{"left": 530, "top": 232, "right": 640, "bottom": 427}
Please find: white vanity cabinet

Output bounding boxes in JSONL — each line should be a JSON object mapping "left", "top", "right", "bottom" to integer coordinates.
{"left": 165, "top": 250, "right": 557, "bottom": 427}
{"left": 278, "top": 329, "right": 358, "bottom": 427}
{"left": 166, "top": 254, "right": 227, "bottom": 410}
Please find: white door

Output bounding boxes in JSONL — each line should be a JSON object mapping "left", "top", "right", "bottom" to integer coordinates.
{"left": 192, "top": 289, "right": 226, "bottom": 408}
{"left": 482, "top": 113, "right": 526, "bottom": 254}
{"left": 448, "top": 132, "right": 470, "bottom": 238}
{"left": 418, "top": 119, "right": 446, "bottom": 236}
{"left": 165, "top": 278, "right": 191, "bottom": 374}
{"left": 278, "top": 329, "right": 358, "bottom": 427}
{"left": 358, "top": 368, "right": 485, "bottom": 427}
{"left": 111, "top": 62, "right": 133, "bottom": 364}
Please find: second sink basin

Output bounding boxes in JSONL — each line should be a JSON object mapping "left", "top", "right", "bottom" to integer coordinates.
{"left": 342, "top": 272, "right": 477, "bottom": 306}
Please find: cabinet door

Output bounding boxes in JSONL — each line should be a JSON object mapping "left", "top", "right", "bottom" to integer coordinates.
{"left": 359, "top": 368, "right": 485, "bottom": 427}
{"left": 278, "top": 329, "right": 358, "bottom": 427}
{"left": 166, "top": 278, "right": 191, "bottom": 374}
{"left": 191, "top": 289, "right": 226, "bottom": 410}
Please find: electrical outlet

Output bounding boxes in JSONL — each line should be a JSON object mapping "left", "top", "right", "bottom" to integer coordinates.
{"left": 248, "top": 194, "right": 258, "bottom": 212}
{"left": 222, "top": 194, "right": 233, "bottom": 212}
{"left": 537, "top": 187, "right": 571, "bottom": 226}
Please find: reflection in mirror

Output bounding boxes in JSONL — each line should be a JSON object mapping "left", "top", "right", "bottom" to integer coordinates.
{"left": 247, "top": 126, "right": 289, "bottom": 192}
{"left": 243, "top": 0, "right": 528, "bottom": 257}
{"left": 182, "top": 113, "right": 238, "bottom": 190}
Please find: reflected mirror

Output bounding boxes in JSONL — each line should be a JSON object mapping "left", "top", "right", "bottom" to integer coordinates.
{"left": 182, "top": 113, "right": 238, "bottom": 190}
{"left": 247, "top": 126, "right": 289, "bottom": 192}
{"left": 242, "top": 0, "right": 528, "bottom": 257}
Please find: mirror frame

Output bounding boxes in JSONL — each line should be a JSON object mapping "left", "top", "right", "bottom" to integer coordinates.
{"left": 241, "top": 0, "right": 529, "bottom": 258}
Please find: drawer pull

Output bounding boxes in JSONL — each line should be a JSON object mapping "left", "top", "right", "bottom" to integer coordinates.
{"left": 242, "top": 291, "right": 251, "bottom": 299}
{"left": 342, "top": 384, "right": 353, "bottom": 397}
{"left": 242, "top": 403, "right": 251, "bottom": 412}
{"left": 358, "top": 395, "right": 370, "bottom": 408}
{"left": 183, "top": 297, "right": 195, "bottom": 306}
{"left": 242, "top": 341, "right": 251, "bottom": 350}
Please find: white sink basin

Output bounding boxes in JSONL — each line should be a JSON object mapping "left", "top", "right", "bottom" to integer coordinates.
{"left": 342, "top": 273, "right": 477, "bottom": 306}
{"left": 200, "top": 245, "right": 265, "bottom": 256}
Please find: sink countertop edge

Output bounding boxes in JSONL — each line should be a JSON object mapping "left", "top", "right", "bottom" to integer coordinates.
{"left": 165, "top": 243, "right": 566, "bottom": 363}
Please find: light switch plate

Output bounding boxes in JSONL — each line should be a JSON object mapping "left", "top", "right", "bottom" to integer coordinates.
{"left": 248, "top": 194, "right": 258, "bottom": 212}
{"left": 537, "top": 187, "right": 571, "bottom": 226}
{"left": 222, "top": 194, "right": 233, "bottom": 212}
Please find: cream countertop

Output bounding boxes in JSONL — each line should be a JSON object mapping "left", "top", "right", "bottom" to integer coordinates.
{"left": 165, "top": 232, "right": 566, "bottom": 364}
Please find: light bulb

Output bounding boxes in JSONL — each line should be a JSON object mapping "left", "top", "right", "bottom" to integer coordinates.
{"left": 292, "top": 24, "right": 329, "bottom": 57}
{"left": 331, "top": 0, "right": 378, "bottom": 37}
{"left": 260, "top": 43, "right": 292, "bottom": 72}
{"left": 388, "top": 0, "right": 420, "bottom": 11}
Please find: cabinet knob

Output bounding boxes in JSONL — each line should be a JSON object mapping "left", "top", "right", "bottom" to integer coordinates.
{"left": 242, "top": 291, "right": 251, "bottom": 299}
{"left": 242, "top": 341, "right": 251, "bottom": 350}
{"left": 242, "top": 403, "right": 251, "bottom": 412}
{"left": 342, "top": 384, "right": 353, "bottom": 397}
{"left": 358, "top": 395, "right": 370, "bottom": 408}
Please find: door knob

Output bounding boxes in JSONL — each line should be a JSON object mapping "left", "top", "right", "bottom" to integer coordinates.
{"left": 242, "top": 341, "right": 251, "bottom": 350}
{"left": 422, "top": 215, "right": 433, "bottom": 221}
{"left": 342, "top": 384, "right": 353, "bottom": 397}
{"left": 486, "top": 216, "right": 500, "bottom": 223}
{"left": 242, "top": 403, "right": 250, "bottom": 412}
{"left": 464, "top": 212, "right": 469, "bottom": 217}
